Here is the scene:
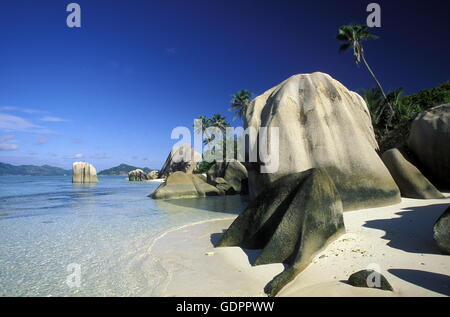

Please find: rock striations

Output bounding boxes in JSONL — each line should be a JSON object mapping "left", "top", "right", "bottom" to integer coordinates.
{"left": 244, "top": 72, "right": 400, "bottom": 210}
{"left": 72, "top": 162, "right": 98, "bottom": 183}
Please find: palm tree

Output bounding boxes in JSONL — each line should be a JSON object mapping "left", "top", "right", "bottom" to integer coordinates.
{"left": 336, "top": 24, "right": 393, "bottom": 113}
{"left": 209, "top": 114, "right": 229, "bottom": 133}
{"left": 194, "top": 115, "right": 208, "bottom": 135}
{"left": 228, "top": 90, "right": 252, "bottom": 121}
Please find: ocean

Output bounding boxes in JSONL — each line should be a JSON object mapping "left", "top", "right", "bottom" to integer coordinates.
{"left": 0, "top": 176, "right": 246, "bottom": 296}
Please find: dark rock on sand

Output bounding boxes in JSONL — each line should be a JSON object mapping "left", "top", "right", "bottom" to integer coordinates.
{"left": 433, "top": 206, "right": 450, "bottom": 254}
{"left": 217, "top": 168, "right": 345, "bottom": 296}
{"left": 382, "top": 148, "right": 444, "bottom": 199}
{"left": 347, "top": 269, "right": 394, "bottom": 291}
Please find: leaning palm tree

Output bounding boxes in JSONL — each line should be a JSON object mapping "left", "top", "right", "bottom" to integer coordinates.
{"left": 228, "top": 90, "right": 252, "bottom": 121}
{"left": 336, "top": 24, "right": 393, "bottom": 113}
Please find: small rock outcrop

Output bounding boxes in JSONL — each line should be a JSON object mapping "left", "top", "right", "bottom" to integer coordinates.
{"left": 244, "top": 72, "right": 400, "bottom": 211}
{"left": 207, "top": 161, "right": 248, "bottom": 195}
{"left": 347, "top": 269, "right": 394, "bottom": 291}
{"left": 433, "top": 206, "right": 450, "bottom": 255}
{"left": 159, "top": 144, "right": 201, "bottom": 178}
{"left": 72, "top": 162, "right": 98, "bottom": 183}
{"left": 149, "top": 171, "right": 220, "bottom": 199}
{"left": 128, "top": 169, "right": 149, "bottom": 181}
{"left": 382, "top": 148, "right": 444, "bottom": 199}
{"left": 408, "top": 104, "right": 450, "bottom": 188}
{"left": 147, "top": 170, "right": 159, "bottom": 180}
{"left": 217, "top": 168, "right": 345, "bottom": 296}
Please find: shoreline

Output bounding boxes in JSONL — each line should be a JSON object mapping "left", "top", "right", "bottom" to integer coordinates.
{"left": 149, "top": 195, "right": 450, "bottom": 297}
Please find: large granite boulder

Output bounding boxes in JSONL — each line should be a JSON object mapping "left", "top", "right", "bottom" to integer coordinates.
{"left": 213, "top": 177, "right": 233, "bottom": 195}
{"left": 207, "top": 161, "right": 248, "bottom": 195}
{"left": 433, "top": 206, "right": 450, "bottom": 254}
{"left": 128, "top": 169, "right": 149, "bottom": 181}
{"left": 408, "top": 104, "right": 450, "bottom": 188}
{"left": 72, "top": 162, "right": 98, "bottom": 183}
{"left": 159, "top": 144, "right": 201, "bottom": 178}
{"left": 206, "top": 162, "right": 227, "bottom": 183}
{"left": 382, "top": 148, "right": 444, "bottom": 199}
{"left": 217, "top": 168, "right": 345, "bottom": 296}
{"left": 244, "top": 72, "right": 400, "bottom": 211}
{"left": 149, "top": 171, "right": 220, "bottom": 199}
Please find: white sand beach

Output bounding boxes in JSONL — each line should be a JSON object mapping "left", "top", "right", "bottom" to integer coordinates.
{"left": 148, "top": 178, "right": 165, "bottom": 183}
{"left": 150, "top": 195, "right": 450, "bottom": 297}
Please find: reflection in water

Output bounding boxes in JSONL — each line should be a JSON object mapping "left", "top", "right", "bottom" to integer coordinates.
{"left": 72, "top": 183, "right": 98, "bottom": 189}
{"left": 155, "top": 195, "right": 249, "bottom": 215}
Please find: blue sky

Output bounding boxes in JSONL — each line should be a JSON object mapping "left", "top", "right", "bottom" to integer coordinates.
{"left": 0, "top": 0, "right": 449, "bottom": 170}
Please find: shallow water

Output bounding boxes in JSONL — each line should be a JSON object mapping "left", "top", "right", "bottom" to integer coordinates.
{"left": 0, "top": 176, "right": 246, "bottom": 296}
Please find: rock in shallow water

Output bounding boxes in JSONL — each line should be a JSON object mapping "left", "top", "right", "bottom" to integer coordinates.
{"left": 149, "top": 171, "right": 220, "bottom": 199}
{"left": 217, "top": 168, "right": 345, "bottom": 296}
{"left": 433, "top": 206, "right": 450, "bottom": 255}
{"left": 347, "top": 269, "right": 394, "bottom": 291}
{"left": 128, "top": 169, "right": 149, "bottom": 181}
{"left": 382, "top": 148, "right": 444, "bottom": 199}
{"left": 72, "top": 162, "right": 98, "bottom": 183}
{"left": 147, "top": 170, "right": 159, "bottom": 180}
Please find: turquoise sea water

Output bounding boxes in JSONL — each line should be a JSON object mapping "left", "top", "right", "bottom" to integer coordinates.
{"left": 0, "top": 176, "right": 246, "bottom": 296}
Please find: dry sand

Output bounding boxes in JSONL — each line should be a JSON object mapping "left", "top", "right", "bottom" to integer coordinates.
{"left": 150, "top": 195, "right": 450, "bottom": 297}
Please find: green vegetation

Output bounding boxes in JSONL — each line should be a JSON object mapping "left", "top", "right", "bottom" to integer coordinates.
{"left": 98, "top": 163, "right": 152, "bottom": 176}
{"left": 359, "top": 82, "right": 450, "bottom": 153}
{"left": 193, "top": 101, "right": 248, "bottom": 173}
{"left": 337, "top": 24, "right": 449, "bottom": 153}
{"left": 193, "top": 160, "right": 214, "bottom": 174}
{"left": 0, "top": 162, "right": 71, "bottom": 176}
{"left": 193, "top": 114, "right": 231, "bottom": 174}
{"left": 229, "top": 90, "right": 252, "bottom": 122}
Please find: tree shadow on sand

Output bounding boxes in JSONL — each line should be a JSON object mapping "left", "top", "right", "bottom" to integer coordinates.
{"left": 389, "top": 269, "right": 450, "bottom": 296}
{"left": 363, "top": 203, "right": 450, "bottom": 255}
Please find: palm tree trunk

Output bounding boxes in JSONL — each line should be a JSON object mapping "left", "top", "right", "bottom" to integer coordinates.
{"left": 361, "top": 53, "right": 394, "bottom": 114}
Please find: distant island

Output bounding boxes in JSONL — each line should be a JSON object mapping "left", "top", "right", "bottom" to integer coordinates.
{"left": 0, "top": 162, "right": 71, "bottom": 176}
{"left": 98, "top": 163, "right": 154, "bottom": 176}
{"left": 0, "top": 162, "right": 157, "bottom": 177}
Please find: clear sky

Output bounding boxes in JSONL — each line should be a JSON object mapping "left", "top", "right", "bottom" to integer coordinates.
{"left": 0, "top": 0, "right": 449, "bottom": 170}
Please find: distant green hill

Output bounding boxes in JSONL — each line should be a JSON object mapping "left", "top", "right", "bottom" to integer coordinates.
{"left": 98, "top": 163, "right": 153, "bottom": 176}
{"left": 0, "top": 162, "right": 71, "bottom": 176}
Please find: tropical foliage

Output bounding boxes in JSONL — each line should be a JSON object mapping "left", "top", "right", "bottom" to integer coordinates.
{"left": 359, "top": 82, "right": 450, "bottom": 153}
{"left": 229, "top": 90, "right": 252, "bottom": 122}
{"left": 193, "top": 114, "right": 235, "bottom": 173}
